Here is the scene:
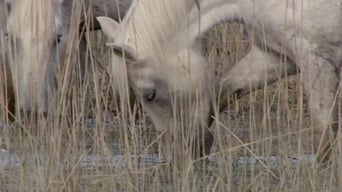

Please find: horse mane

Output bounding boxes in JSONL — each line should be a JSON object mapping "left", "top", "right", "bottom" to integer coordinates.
{"left": 116, "top": 0, "right": 195, "bottom": 59}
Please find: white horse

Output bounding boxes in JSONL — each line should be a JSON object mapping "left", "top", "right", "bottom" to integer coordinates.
{"left": 97, "top": 0, "right": 341, "bottom": 161}
{"left": 218, "top": 0, "right": 341, "bottom": 163}
{"left": 0, "top": 0, "right": 131, "bottom": 117}
{"left": 97, "top": 0, "right": 231, "bottom": 157}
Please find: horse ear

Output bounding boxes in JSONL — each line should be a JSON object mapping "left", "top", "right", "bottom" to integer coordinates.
{"left": 97, "top": 16, "right": 120, "bottom": 40}
{"left": 108, "top": 43, "right": 142, "bottom": 64}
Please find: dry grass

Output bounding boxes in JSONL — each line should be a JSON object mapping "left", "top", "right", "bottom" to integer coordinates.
{"left": 0, "top": 11, "right": 341, "bottom": 192}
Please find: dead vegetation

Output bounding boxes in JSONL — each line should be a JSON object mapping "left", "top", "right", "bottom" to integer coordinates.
{"left": 0, "top": 5, "right": 341, "bottom": 192}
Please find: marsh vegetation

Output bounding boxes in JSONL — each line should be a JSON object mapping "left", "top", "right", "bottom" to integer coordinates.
{"left": 0, "top": 1, "right": 341, "bottom": 192}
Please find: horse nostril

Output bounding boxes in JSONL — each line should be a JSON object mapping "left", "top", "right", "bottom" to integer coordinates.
{"left": 2, "top": 33, "right": 8, "bottom": 41}
{"left": 56, "top": 34, "right": 62, "bottom": 44}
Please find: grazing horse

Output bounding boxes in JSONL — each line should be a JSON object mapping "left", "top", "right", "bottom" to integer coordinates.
{"left": 0, "top": 0, "right": 131, "bottom": 118}
{"left": 97, "top": 0, "right": 232, "bottom": 157}
{"left": 217, "top": 0, "right": 342, "bottom": 163}
{"left": 98, "top": 0, "right": 341, "bottom": 162}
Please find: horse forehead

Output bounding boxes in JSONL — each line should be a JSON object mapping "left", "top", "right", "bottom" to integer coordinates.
{"left": 8, "top": 0, "right": 62, "bottom": 37}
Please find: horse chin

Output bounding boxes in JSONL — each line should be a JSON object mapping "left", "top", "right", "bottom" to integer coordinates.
{"left": 19, "top": 109, "right": 48, "bottom": 120}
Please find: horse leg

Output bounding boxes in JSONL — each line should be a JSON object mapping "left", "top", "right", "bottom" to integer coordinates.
{"left": 300, "top": 50, "right": 339, "bottom": 163}
{"left": 218, "top": 45, "right": 297, "bottom": 111}
{"left": 206, "top": 44, "right": 296, "bottom": 157}
{"left": 0, "top": 56, "right": 15, "bottom": 122}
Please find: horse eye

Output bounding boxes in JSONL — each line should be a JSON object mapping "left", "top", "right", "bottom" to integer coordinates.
{"left": 145, "top": 89, "right": 156, "bottom": 102}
